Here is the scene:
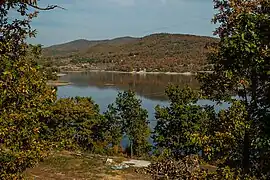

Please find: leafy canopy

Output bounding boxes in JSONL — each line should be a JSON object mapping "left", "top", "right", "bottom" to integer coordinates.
{"left": 154, "top": 85, "right": 214, "bottom": 158}
{"left": 197, "top": 0, "right": 270, "bottom": 177}
{"left": 0, "top": 0, "right": 58, "bottom": 178}
{"left": 105, "top": 90, "right": 151, "bottom": 157}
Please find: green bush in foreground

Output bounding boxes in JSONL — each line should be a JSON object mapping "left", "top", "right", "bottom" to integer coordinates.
{"left": 154, "top": 85, "right": 215, "bottom": 159}
{"left": 42, "top": 97, "right": 103, "bottom": 152}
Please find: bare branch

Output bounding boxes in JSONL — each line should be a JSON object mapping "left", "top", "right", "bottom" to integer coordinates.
{"left": 27, "top": 3, "right": 66, "bottom": 10}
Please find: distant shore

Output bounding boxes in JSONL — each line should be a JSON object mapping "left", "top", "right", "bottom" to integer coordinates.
{"left": 48, "top": 70, "right": 213, "bottom": 87}
{"left": 60, "top": 69, "right": 213, "bottom": 75}
{"left": 47, "top": 80, "right": 72, "bottom": 86}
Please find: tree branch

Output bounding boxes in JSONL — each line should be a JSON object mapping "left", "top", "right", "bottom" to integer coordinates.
{"left": 27, "top": 3, "right": 66, "bottom": 10}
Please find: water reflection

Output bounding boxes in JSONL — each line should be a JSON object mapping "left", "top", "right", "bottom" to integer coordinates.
{"left": 59, "top": 72, "right": 200, "bottom": 101}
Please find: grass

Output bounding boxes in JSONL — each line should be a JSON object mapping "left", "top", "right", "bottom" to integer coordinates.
{"left": 24, "top": 151, "right": 151, "bottom": 180}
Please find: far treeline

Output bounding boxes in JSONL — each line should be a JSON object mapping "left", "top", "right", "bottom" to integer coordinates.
{"left": 1, "top": 0, "right": 270, "bottom": 179}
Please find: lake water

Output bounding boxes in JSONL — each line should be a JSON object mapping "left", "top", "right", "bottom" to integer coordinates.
{"left": 57, "top": 72, "right": 229, "bottom": 130}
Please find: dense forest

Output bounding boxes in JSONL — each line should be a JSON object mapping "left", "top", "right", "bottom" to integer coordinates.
{"left": 41, "top": 33, "right": 217, "bottom": 73}
{"left": 1, "top": 0, "right": 270, "bottom": 179}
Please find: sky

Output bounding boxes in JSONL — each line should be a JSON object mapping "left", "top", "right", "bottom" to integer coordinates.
{"left": 28, "top": 0, "right": 217, "bottom": 46}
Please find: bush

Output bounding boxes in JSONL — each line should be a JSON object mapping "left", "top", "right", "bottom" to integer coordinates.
{"left": 153, "top": 85, "right": 215, "bottom": 158}
{"left": 42, "top": 97, "right": 104, "bottom": 152}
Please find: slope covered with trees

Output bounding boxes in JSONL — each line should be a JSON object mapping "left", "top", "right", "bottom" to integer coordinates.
{"left": 42, "top": 34, "right": 217, "bottom": 73}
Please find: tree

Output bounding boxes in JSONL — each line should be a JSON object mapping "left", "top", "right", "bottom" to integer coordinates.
{"left": 42, "top": 97, "right": 103, "bottom": 152}
{"left": 192, "top": 101, "right": 248, "bottom": 166}
{"left": 153, "top": 85, "right": 215, "bottom": 159}
{"left": 103, "top": 104, "right": 123, "bottom": 154}
{"left": 0, "top": 1, "right": 65, "bottom": 178}
{"left": 0, "top": 0, "right": 64, "bottom": 10}
{"left": 0, "top": 1, "right": 59, "bottom": 178}
{"left": 197, "top": 0, "right": 270, "bottom": 177}
{"left": 105, "top": 90, "right": 151, "bottom": 157}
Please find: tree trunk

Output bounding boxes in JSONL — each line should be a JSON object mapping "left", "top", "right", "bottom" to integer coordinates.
{"left": 242, "top": 69, "right": 258, "bottom": 173}
{"left": 243, "top": 129, "right": 250, "bottom": 173}
{"left": 130, "top": 139, "right": 133, "bottom": 158}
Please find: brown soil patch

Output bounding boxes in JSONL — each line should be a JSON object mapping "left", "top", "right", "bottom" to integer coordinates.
{"left": 25, "top": 152, "right": 151, "bottom": 180}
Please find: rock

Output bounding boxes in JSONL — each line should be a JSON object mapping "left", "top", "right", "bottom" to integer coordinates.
{"left": 122, "top": 159, "right": 151, "bottom": 168}
{"left": 111, "top": 164, "right": 130, "bottom": 170}
{"left": 106, "top": 158, "right": 113, "bottom": 164}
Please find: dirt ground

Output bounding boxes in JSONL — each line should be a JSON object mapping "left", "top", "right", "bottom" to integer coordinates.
{"left": 25, "top": 151, "right": 151, "bottom": 180}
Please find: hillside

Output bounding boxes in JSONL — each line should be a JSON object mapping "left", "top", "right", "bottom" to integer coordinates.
{"left": 42, "top": 33, "right": 218, "bottom": 73}
{"left": 43, "top": 37, "right": 137, "bottom": 57}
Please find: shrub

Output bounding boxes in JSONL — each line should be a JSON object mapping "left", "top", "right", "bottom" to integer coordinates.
{"left": 42, "top": 97, "right": 104, "bottom": 152}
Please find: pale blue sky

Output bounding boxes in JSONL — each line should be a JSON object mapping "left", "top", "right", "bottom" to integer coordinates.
{"left": 29, "top": 0, "right": 217, "bottom": 46}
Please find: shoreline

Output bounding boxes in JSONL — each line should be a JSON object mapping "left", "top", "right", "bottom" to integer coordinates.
{"left": 60, "top": 70, "right": 213, "bottom": 75}
{"left": 47, "top": 81, "right": 72, "bottom": 86}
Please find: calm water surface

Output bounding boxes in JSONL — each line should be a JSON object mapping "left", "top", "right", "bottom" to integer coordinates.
{"left": 58, "top": 72, "right": 229, "bottom": 130}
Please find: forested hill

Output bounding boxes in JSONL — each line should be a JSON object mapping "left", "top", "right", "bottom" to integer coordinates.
{"left": 42, "top": 33, "right": 218, "bottom": 72}
{"left": 43, "top": 36, "right": 137, "bottom": 56}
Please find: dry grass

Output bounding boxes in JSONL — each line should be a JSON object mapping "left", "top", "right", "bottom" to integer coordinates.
{"left": 24, "top": 151, "right": 151, "bottom": 180}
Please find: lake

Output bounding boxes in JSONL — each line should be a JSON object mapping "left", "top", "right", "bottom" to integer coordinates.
{"left": 57, "top": 72, "right": 229, "bottom": 130}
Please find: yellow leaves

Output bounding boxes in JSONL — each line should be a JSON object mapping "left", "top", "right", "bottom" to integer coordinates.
{"left": 225, "top": 0, "right": 267, "bottom": 27}
{"left": 33, "top": 127, "right": 40, "bottom": 133}
{"left": 208, "top": 45, "right": 219, "bottom": 54}
{"left": 0, "top": 1, "right": 60, "bottom": 178}
{"left": 204, "top": 146, "right": 212, "bottom": 154}
{"left": 29, "top": 66, "right": 37, "bottom": 73}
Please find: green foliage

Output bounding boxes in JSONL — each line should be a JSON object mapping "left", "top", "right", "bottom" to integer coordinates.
{"left": 153, "top": 85, "right": 214, "bottom": 158}
{"left": 104, "top": 90, "right": 151, "bottom": 157}
{"left": 42, "top": 97, "right": 103, "bottom": 152}
{"left": 71, "top": 57, "right": 98, "bottom": 64}
{"left": 199, "top": 0, "right": 270, "bottom": 119}
{"left": 146, "top": 156, "right": 257, "bottom": 180}
{"left": 196, "top": 0, "right": 270, "bottom": 177}
{"left": 151, "top": 1, "right": 270, "bottom": 178}
{"left": 42, "top": 67, "right": 58, "bottom": 81}
{"left": 27, "top": 45, "right": 59, "bottom": 80}
{"left": 102, "top": 104, "right": 123, "bottom": 154}
{"left": 191, "top": 101, "right": 249, "bottom": 167}
{"left": 211, "top": 166, "right": 257, "bottom": 180}
{"left": 0, "top": 1, "right": 57, "bottom": 178}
